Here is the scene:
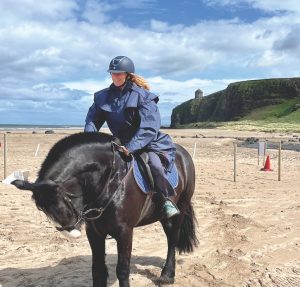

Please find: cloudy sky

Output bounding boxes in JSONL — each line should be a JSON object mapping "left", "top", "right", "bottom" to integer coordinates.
{"left": 0, "top": 0, "right": 299, "bottom": 126}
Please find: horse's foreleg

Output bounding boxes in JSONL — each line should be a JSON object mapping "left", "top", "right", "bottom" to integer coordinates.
{"left": 116, "top": 227, "right": 133, "bottom": 287}
{"left": 86, "top": 224, "right": 108, "bottom": 287}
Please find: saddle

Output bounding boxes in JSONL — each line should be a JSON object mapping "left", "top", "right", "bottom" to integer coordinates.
{"left": 134, "top": 152, "right": 155, "bottom": 190}
{"left": 132, "top": 152, "right": 178, "bottom": 194}
{"left": 111, "top": 141, "right": 178, "bottom": 194}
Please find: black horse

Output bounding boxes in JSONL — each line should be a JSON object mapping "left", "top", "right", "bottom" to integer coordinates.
{"left": 12, "top": 132, "right": 198, "bottom": 287}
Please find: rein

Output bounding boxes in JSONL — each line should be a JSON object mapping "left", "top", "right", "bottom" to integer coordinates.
{"left": 56, "top": 141, "right": 128, "bottom": 233}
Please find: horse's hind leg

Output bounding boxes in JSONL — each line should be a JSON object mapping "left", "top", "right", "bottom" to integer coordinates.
{"left": 159, "top": 215, "right": 184, "bottom": 284}
{"left": 160, "top": 197, "right": 198, "bottom": 284}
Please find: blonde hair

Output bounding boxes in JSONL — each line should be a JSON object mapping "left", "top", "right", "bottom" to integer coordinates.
{"left": 128, "top": 73, "right": 150, "bottom": 90}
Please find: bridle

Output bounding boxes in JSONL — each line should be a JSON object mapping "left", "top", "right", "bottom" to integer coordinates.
{"left": 55, "top": 192, "right": 113, "bottom": 232}
{"left": 56, "top": 141, "right": 128, "bottom": 232}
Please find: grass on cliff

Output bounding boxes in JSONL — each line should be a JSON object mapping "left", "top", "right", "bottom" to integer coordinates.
{"left": 179, "top": 100, "right": 300, "bottom": 132}
{"left": 242, "top": 99, "right": 300, "bottom": 122}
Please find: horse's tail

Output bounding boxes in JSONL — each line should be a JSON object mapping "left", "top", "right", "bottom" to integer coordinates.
{"left": 176, "top": 200, "right": 199, "bottom": 254}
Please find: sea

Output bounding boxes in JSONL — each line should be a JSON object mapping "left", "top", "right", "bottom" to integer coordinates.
{"left": 0, "top": 124, "right": 84, "bottom": 131}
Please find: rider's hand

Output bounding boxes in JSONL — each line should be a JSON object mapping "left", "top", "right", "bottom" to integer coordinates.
{"left": 120, "top": 146, "right": 130, "bottom": 156}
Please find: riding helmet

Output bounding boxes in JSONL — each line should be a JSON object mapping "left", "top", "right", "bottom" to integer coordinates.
{"left": 107, "top": 56, "right": 135, "bottom": 73}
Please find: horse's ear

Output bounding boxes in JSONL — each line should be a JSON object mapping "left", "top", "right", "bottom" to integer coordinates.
{"left": 11, "top": 179, "right": 58, "bottom": 192}
{"left": 111, "top": 141, "right": 132, "bottom": 161}
{"left": 111, "top": 141, "right": 124, "bottom": 153}
{"left": 11, "top": 180, "right": 36, "bottom": 191}
{"left": 112, "top": 137, "right": 122, "bottom": 145}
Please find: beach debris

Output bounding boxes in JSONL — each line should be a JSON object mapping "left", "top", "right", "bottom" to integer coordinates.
{"left": 45, "top": 130, "right": 55, "bottom": 134}
{"left": 245, "top": 137, "right": 258, "bottom": 144}
{"left": 2, "top": 170, "right": 29, "bottom": 184}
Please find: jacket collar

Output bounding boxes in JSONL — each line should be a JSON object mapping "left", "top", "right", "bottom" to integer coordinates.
{"left": 109, "top": 81, "right": 133, "bottom": 96}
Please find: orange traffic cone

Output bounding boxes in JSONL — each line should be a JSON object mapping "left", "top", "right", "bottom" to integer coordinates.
{"left": 261, "top": 155, "right": 273, "bottom": 171}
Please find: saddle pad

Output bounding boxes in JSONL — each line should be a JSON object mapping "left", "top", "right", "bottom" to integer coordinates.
{"left": 132, "top": 159, "right": 178, "bottom": 194}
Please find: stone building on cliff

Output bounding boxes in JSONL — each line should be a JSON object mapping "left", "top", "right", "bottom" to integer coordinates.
{"left": 195, "top": 89, "right": 203, "bottom": 100}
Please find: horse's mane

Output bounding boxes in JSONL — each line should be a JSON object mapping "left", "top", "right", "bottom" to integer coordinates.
{"left": 38, "top": 132, "right": 114, "bottom": 179}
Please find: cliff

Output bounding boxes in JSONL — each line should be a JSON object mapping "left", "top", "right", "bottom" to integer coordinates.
{"left": 171, "top": 78, "right": 300, "bottom": 127}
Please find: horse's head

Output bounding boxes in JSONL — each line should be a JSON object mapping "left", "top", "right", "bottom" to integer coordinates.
{"left": 11, "top": 178, "right": 84, "bottom": 239}
{"left": 11, "top": 132, "right": 126, "bottom": 240}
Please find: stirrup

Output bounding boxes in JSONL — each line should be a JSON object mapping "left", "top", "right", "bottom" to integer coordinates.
{"left": 163, "top": 200, "right": 180, "bottom": 219}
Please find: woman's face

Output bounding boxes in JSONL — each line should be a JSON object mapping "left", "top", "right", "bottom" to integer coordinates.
{"left": 111, "top": 72, "right": 127, "bottom": 87}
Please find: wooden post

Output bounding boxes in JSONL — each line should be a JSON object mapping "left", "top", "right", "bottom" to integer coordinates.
{"left": 35, "top": 144, "right": 40, "bottom": 157}
{"left": 234, "top": 142, "right": 237, "bottom": 182}
{"left": 4, "top": 134, "right": 7, "bottom": 179}
{"left": 278, "top": 141, "right": 281, "bottom": 181}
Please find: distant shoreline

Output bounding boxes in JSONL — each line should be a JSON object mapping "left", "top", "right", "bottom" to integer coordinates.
{"left": 0, "top": 124, "right": 84, "bottom": 130}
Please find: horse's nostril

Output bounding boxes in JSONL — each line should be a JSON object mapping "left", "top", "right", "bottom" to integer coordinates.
{"left": 56, "top": 226, "right": 64, "bottom": 231}
{"left": 56, "top": 225, "right": 74, "bottom": 232}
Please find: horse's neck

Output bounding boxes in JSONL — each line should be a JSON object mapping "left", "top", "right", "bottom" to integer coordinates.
{"left": 92, "top": 155, "right": 128, "bottom": 203}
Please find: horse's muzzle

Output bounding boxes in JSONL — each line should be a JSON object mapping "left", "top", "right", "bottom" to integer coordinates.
{"left": 61, "top": 228, "right": 82, "bottom": 239}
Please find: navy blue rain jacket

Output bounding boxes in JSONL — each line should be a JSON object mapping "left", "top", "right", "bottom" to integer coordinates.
{"left": 84, "top": 82, "right": 176, "bottom": 169}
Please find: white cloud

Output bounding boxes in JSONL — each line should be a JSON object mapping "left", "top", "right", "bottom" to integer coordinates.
{"left": 1, "top": 0, "right": 299, "bottom": 81}
{"left": 63, "top": 75, "right": 239, "bottom": 106}
{"left": 247, "top": 0, "right": 300, "bottom": 14}
{"left": 80, "top": 0, "right": 113, "bottom": 24}
{"left": 148, "top": 77, "right": 235, "bottom": 102}
{"left": 273, "top": 24, "right": 300, "bottom": 55}
{"left": 255, "top": 50, "right": 285, "bottom": 67}
{"left": 204, "top": 0, "right": 300, "bottom": 14}
{"left": 0, "top": 0, "right": 79, "bottom": 23}
{"left": 150, "top": 20, "right": 170, "bottom": 32}
{"left": 0, "top": 0, "right": 299, "bottom": 125}
{"left": 114, "top": 0, "right": 156, "bottom": 9}
{"left": 0, "top": 81, "right": 88, "bottom": 102}
{"left": 63, "top": 78, "right": 111, "bottom": 94}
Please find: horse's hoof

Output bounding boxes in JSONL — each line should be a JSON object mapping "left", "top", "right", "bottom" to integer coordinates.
{"left": 158, "top": 275, "right": 175, "bottom": 285}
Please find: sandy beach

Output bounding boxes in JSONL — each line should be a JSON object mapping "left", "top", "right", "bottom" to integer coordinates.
{"left": 0, "top": 128, "right": 299, "bottom": 287}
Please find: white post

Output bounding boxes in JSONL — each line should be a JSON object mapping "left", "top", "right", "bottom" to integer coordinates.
{"left": 258, "top": 141, "right": 265, "bottom": 166}
{"left": 192, "top": 143, "right": 197, "bottom": 159}
{"left": 263, "top": 141, "right": 267, "bottom": 166}
{"left": 234, "top": 142, "right": 237, "bottom": 182}
{"left": 4, "top": 134, "right": 7, "bottom": 179}
{"left": 35, "top": 144, "right": 40, "bottom": 157}
{"left": 278, "top": 141, "right": 281, "bottom": 181}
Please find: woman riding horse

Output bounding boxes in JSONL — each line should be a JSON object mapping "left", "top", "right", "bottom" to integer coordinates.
{"left": 11, "top": 56, "right": 198, "bottom": 287}
{"left": 84, "top": 56, "right": 179, "bottom": 218}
